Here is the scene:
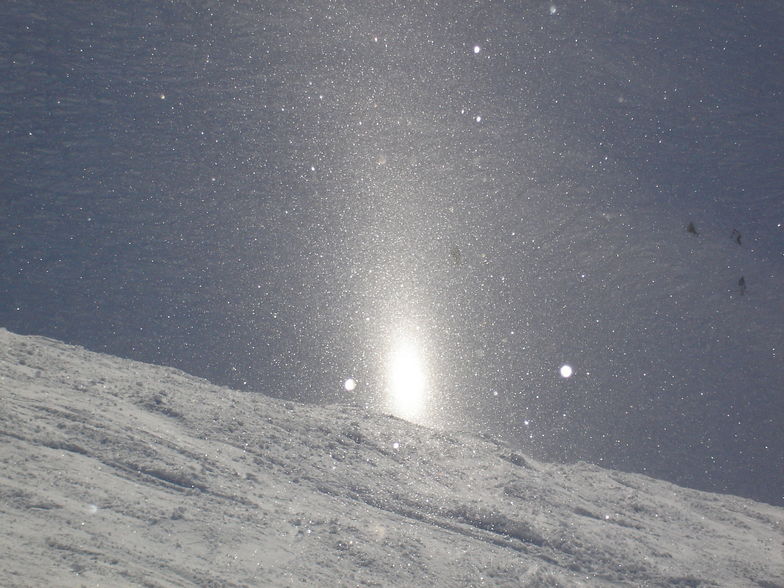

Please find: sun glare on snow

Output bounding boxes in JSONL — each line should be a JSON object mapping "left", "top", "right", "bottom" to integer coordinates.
{"left": 386, "top": 334, "right": 428, "bottom": 422}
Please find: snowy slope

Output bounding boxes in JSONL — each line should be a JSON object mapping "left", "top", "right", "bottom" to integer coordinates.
{"left": 1, "top": 328, "right": 782, "bottom": 587}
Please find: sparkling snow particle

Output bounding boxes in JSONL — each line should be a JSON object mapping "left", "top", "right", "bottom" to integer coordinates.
{"left": 473, "top": 45, "right": 481, "bottom": 54}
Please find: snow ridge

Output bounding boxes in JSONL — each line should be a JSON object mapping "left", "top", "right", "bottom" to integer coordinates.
{"left": 1, "top": 328, "right": 782, "bottom": 587}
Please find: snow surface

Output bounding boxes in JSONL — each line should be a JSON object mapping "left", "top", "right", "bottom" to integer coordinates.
{"left": 1, "top": 328, "right": 782, "bottom": 587}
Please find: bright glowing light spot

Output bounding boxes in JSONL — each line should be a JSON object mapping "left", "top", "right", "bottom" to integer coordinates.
{"left": 387, "top": 336, "right": 427, "bottom": 422}
{"left": 523, "top": 419, "right": 530, "bottom": 426}
{"left": 392, "top": 442, "right": 400, "bottom": 450}
{"left": 473, "top": 45, "right": 481, "bottom": 54}
{"left": 560, "top": 364, "right": 573, "bottom": 378}
{"left": 549, "top": 5, "right": 558, "bottom": 15}
{"left": 344, "top": 378, "right": 356, "bottom": 392}
{"left": 159, "top": 93, "right": 166, "bottom": 100}
{"left": 475, "top": 115, "right": 482, "bottom": 123}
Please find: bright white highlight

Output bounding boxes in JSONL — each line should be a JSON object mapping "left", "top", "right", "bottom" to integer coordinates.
{"left": 473, "top": 45, "right": 481, "bottom": 54}
{"left": 344, "top": 378, "right": 356, "bottom": 391}
{"left": 560, "top": 364, "right": 573, "bottom": 378}
{"left": 387, "top": 335, "right": 427, "bottom": 422}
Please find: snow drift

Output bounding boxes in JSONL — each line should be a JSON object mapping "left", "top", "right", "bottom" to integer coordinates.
{"left": 1, "top": 328, "right": 782, "bottom": 587}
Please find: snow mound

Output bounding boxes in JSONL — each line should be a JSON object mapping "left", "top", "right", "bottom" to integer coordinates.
{"left": 1, "top": 328, "right": 782, "bottom": 587}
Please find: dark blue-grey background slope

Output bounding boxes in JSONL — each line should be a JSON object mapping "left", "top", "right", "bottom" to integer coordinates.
{"left": 2, "top": 1, "right": 782, "bottom": 505}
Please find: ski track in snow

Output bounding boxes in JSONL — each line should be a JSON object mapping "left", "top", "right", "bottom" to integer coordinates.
{"left": 1, "top": 328, "right": 782, "bottom": 587}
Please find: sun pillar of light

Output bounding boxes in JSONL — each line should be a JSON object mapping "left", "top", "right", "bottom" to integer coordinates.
{"left": 386, "top": 331, "right": 428, "bottom": 423}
